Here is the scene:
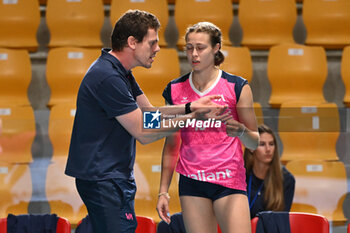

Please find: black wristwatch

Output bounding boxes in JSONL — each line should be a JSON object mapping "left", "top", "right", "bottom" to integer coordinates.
{"left": 185, "top": 102, "right": 192, "bottom": 114}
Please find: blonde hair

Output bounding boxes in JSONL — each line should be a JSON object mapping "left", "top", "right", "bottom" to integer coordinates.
{"left": 244, "top": 124, "right": 285, "bottom": 211}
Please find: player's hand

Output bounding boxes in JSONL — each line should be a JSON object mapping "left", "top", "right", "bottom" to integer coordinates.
{"left": 191, "top": 95, "right": 227, "bottom": 120}
{"left": 191, "top": 95, "right": 225, "bottom": 110}
{"left": 156, "top": 194, "right": 171, "bottom": 224}
{"left": 224, "top": 118, "right": 246, "bottom": 137}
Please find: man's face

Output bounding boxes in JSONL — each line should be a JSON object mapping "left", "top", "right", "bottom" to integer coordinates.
{"left": 134, "top": 28, "right": 160, "bottom": 69}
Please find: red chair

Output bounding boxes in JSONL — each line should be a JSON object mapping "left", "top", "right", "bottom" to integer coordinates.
{"left": 251, "top": 212, "right": 329, "bottom": 233}
{"left": 136, "top": 216, "right": 156, "bottom": 233}
{"left": 0, "top": 216, "right": 71, "bottom": 233}
{"left": 348, "top": 223, "right": 350, "bottom": 233}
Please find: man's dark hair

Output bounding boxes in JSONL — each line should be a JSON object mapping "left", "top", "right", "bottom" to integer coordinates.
{"left": 111, "top": 10, "right": 160, "bottom": 51}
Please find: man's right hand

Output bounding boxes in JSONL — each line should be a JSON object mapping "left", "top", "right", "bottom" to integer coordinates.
{"left": 190, "top": 95, "right": 227, "bottom": 120}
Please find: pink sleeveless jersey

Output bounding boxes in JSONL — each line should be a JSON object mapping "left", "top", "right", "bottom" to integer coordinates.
{"left": 163, "top": 70, "right": 248, "bottom": 191}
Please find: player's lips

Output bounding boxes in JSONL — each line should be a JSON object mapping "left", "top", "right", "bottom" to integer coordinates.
{"left": 192, "top": 60, "right": 200, "bottom": 65}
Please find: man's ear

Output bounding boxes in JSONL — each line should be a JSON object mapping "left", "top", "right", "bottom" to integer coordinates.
{"left": 127, "top": 36, "right": 138, "bottom": 50}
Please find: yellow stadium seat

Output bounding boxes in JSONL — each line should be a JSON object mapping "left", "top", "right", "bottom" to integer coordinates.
{"left": 46, "top": 0, "right": 104, "bottom": 48}
{"left": 0, "top": 0, "right": 40, "bottom": 52}
{"left": 110, "top": 0, "right": 169, "bottom": 47}
{"left": 254, "top": 102, "right": 264, "bottom": 125}
{"left": 238, "top": 0, "right": 297, "bottom": 49}
{"left": 0, "top": 163, "right": 32, "bottom": 218}
{"left": 0, "top": 48, "right": 31, "bottom": 107}
{"left": 303, "top": 0, "right": 350, "bottom": 49}
{"left": 132, "top": 48, "right": 180, "bottom": 107}
{"left": 0, "top": 106, "right": 35, "bottom": 163}
{"left": 46, "top": 156, "right": 87, "bottom": 226}
{"left": 48, "top": 104, "right": 76, "bottom": 162}
{"left": 134, "top": 142, "right": 181, "bottom": 222}
{"left": 267, "top": 44, "right": 327, "bottom": 108}
{"left": 174, "top": 0, "right": 233, "bottom": 49}
{"left": 220, "top": 46, "right": 253, "bottom": 83}
{"left": 342, "top": 46, "right": 350, "bottom": 107}
{"left": 279, "top": 101, "right": 340, "bottom": 163}
{"left": 46, "top": 47, "right": 100, "bottom": 108}
{"left": 286, "top": 160, "right": 347, "bottom": 223}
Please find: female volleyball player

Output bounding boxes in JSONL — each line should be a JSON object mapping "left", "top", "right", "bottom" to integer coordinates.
{"left": 156, "top": 22, "right": 259, "bottom": 233}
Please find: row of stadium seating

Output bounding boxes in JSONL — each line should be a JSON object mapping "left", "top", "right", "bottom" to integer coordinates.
{"left": 0, "top": 0, "right": 349, "bottom": 51}
{"left": 0, "top": 138, "right": 348, "bottom": 225}
{"left": 1, "top": 45, "right": 349, "bottom": 109}
{"left": 0, "top": 214, "right": 156, "bottom": 232}
{"left": 39, "top": 0, "right": 305, "bottom": 5}
{"left": 2, "top": 212, "right": 344, "bottom": 233}
{"left": 0, "top": 100, "right": 344, "bottom": 164}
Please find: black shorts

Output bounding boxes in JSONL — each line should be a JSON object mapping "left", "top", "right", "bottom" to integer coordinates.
{"left": 179, "top": 174, "right": 247, "bottom": 201}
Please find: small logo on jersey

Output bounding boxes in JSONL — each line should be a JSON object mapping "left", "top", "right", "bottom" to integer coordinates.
{"left": 125, "top": 213, "right": 134, "bottom": 220}
{"left": 143, "top": 110, "right": 161, "bottom": 129}
{"left": 181, "top": 96, "right": 188, "bottom": 103}
{"left": 215, "top": 94, "right": 226, "bottom": 102}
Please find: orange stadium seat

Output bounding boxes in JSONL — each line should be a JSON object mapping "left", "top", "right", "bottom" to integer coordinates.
{"left": 0, "top": 48, "right": 31, "bottom": 107}
{"left": 251, "top": 212, "right": 329, "bottom": 233}
{"left": 220, "top": 46, "right": 253, "bottom": 83}
{"left": 342, "top": 46, "right": 350, "bottom": 107}
{"left": 46, "top": 47, "right": 100, "bottom": 108}
{"left": 0, "top": 106, "right": 35, "bottom": 163}
{"left": 132, "top": 48, "right": 180, "bottom": 107}
{"left": 46, "top": 0, "right": 104, "bottom": 48}
{"left": 267, "top": 44, "right": 327, "bottom": 108}
{"left": 0, "top": 216, "right": 71, "bottom": 233}
{"left": 134, "top": 141, "right": 181, "bottom": 222}
{"left": 238, "top": 0, "right": 297, "bottom": 49}
{"left": 279, "top": 101, "right": 340, "bottom": 162}
{"left": 46, "top": 156, "right": 87, "bottom": 226}
{"left": 303, "top": 0, "right": 350, "bottom": 49}
{"left": 286, "top": 160, "right": 347, "bottom": 224}
{"left": 0, "top": 163, "right": 32, "bottom": 219}
{"left": 110, "top": 0, "right": 169, "bottom": 47}
{"left": 48, "top": 104, "right": 76, "bottom": 161}
{"left": 254, "top": 102, "right": 264, "bottom": 125}
{"left": 174, "top": 0, "right": 233, "bottom": 49}
{"left": 0, "top": 0, "right": 40, "bottom": 52}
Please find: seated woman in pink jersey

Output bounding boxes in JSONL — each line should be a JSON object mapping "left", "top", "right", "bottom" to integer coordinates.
{"left": 244, "top": 124, "right": 295, "bottom": 219}
{"left": 156, "top": 22, "right": 259, "bottom": 233}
